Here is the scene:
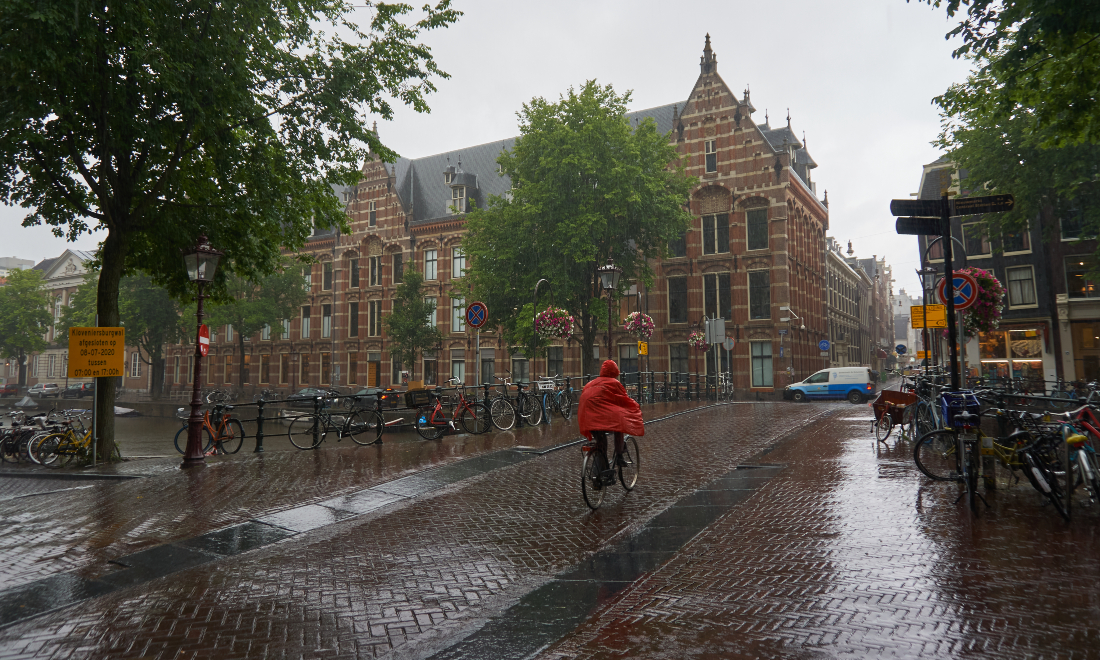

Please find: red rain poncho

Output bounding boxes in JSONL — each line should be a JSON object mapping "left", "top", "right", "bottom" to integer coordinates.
{"left": 578, "top": 360, "right": 645, "bottom": 440}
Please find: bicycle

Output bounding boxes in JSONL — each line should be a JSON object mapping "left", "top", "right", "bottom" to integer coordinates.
{"left": 287, "top": 391, "right": 383, "bottom": 449}
{"left": 31, "top": 411, "right": 121, "bottom": 466}
{"left": 537, "top": 375, "right": 573, "bottom": 421}
{"left": 174, "top": 403, "right": 247, "bottom": 455}
{"left": 1, "top": 411, "right": 51, "bottom": 464}
{"left": 493, "top": 372, "right": 542, "bottom": 427}
{"left": 485, "top": 376, "right": 518, "bottom": 431}
{"left": 912, "top": 392, "right": 985, "bottom": 514}
{"left": 580, "top": 432, "right": 640, "bottom": 510}
{"left": 414, "top": 379, "right": 489, "bottom": 440}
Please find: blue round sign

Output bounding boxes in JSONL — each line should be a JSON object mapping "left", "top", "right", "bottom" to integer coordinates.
{"left": 818, "top": 339, "right": 830, "bottom": 351}
{"left": 896, "top": 344, "right": 907, "bottom": 354}
{"left": 465, "top": 301, "right": 488, "bottom": 329}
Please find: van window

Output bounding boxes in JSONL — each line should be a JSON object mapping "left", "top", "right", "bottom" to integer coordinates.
{"left": 805, "top": 372, "right": 829, "bottom": 384}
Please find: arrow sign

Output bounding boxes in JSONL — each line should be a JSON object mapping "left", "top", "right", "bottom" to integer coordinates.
{"left": 895, "top": 217, "right": 943, "bottom": 236}
{"left": 950, "top": 194, "right": 1015, "bottom": 216}
{"left": 890, "top": 199, "right": 943, "bottom": 217}
{"left": 198, "top": 324, "right": 210, "bottom": 357}
{"left": 818, "top": 339, "right": 830, "bottom": 351}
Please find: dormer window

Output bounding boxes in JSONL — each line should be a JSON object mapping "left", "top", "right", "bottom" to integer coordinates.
{"left": 444, "top": 172, "right": 453, "bottom": 185}
{"left": 452, "top": 186, "right": 465, "bottom": 213}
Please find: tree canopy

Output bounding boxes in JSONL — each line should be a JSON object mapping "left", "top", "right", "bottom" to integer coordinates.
{"left": 460, "top": 81, "right": 694, "bottom": 376}
{"left": 0, "top": 0, "right": 459, "bottom": 447}
{"left": 0, "top": 269, "right": 52, "bottom": 385}
{"left": 383, "top": 268, "right": 442, "bottom": 380}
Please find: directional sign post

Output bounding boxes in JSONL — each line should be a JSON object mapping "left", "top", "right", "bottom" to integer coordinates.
{"left": 891, "top": 192, "right": 1014, "bottom": 390}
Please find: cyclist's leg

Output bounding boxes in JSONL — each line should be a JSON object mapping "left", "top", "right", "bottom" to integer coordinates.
{"left": 613, "top": 431, "right": 626, "bottom": 466}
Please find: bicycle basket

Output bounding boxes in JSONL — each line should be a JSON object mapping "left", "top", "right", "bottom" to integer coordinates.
{"left": 536, "top": 381, "right": 555, "bottom": 391}
{"left": 404, "top": 389, "right": 435, "bottom": 408}
{"left": 940, "top": 390, "right": 982, "bottom": 428}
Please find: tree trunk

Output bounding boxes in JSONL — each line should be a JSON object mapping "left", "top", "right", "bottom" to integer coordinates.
{"left": 95, "top": 227, "right": 127, "bottom": 460}
{"left": 17, "top": 351, "right": 26, "bottom": 386}
{"left": 581, "top": 313, "right": 597, "bottom": 379}
{"left": 149, "top": 355, "right": 165, "bottom": 400}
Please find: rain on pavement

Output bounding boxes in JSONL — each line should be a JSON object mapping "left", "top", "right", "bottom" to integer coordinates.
{"left": 1, "top": 397, "right": 1099, "bottom": 659}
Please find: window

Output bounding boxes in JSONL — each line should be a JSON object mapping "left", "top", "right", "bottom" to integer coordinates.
{"left": 451, "top": 349, "right": 465, "bottom": 383}
{"left": 223, "top": 355, "right": 233, "bottom": 383}
{"left": 927, "top": 236, "right": 944, "bottom": 261}
{"left": 1062, "top": 212, "right": 1087, "bottom": 241}
{"left": 1003, "top": 224, "right": 1031, "bottom": 254}
{"left": 368, "top": 300, "right": 381, "bottom": 336}
{"left": 260, "top": 354, "right": 271, "bottom": 384}
{"left": 704, "top": 139, "right": 717, "bottom": 173}
{"left": 225, "top": 324, "right": 234, "bottom": 342}
{"left": 805, "top": 371, "right": 829, "bottom": 384}
{"left": 547, "top": 346, "right": 564, "bottom": 377}
{"left": 424, "top": 249, "right": 437, "bottom": 280}
{"left": 751, "top": 341, "right": 773, "bottom": 387}
{"left": 618, "top": 345, "right": 638, "bottom": 385}
{"left": 511, "top": 355, "right": 529, "bottom": 383}
{"left": 303, "top": 266, "right": 312, "bottom": 291}
{"left": 301, "top": 306, "right": 311, "bottom": 339}
{"left": 348, "top": 352, "right": 358, "bottom": 385}
{"left": 747, "top": 208, "right": 768, "bottom": 250}
{"left": 1067, "top": 257, "right": 1100, "bottom": 298}
{"left": 393, "top": 252, "right": 403, "bottom": 282}
{"left": 321, "top": 353, "right": 331, "bottom": 386}
{"left": 368, "top": 256, "right": 381, "bottom": 286}
{"left": 174, "top": 356, "right": 180, "bottom": 384}
{"left": 323, "top": 262, "right": 333, "bottom": 290}
{"left": 321, "top": 304, "right": 332, "bottom": 338}
{"left": 351, "top": 258, "right": 360, "bottom": 288}
{"left": 749, "top": 270, "right": 771, "bottom": 320}
{"left": 668, "top": 232, "right": 687, "bottom": 258}
{"left": 670, "top": 344, "right": 689, "bottom": 374}
{"left": 47, "top": 354, "right": 55, "bottom": 378}
{"left": 452, "top": 297, "right": 466, "bottom": 332}
{"left": 391, "top": 357, "right": 403, "bottom": 385}
{"left": 130, "top": 352, "right": 142, "bottom": 378}
{"left": 242, "top": 354, "right": 251, "bottom": 383}
{"left": 668, "top": 277, "right": 688, "bottom": 324}
{"left": 452, "top": 248, "right": 466, "bottom": 277}
{"left": 1007, "top": 266, "right": 1037, "bottom": 307}
{"left": 368, "top": 200, "right": 377, "bottom": 226}
{"left": 279, "top": 354, "right": 289, "bottom": 384}
{"left": 704, "top": 272, "right": 731, "bottom": 321}
{"left": 480, "top": 348, "right": 495, "bottom": 384}
{"left": 425, "top": 297, "right": 437, "bottom": 327}
{"left": 452, "top": 186, "right": 465, "bottom": 213}
{"left": 300, "top": 353, "right": 311, "bottom": 384}
{"left": 281, "top": 318, "right": 291, "bottom": 339}
{"left": 702, "top": 214, "right": 729, "bottom": 255}
{"left": 349, "top": 302, "right": 359, "bottom": 337}
{"left": 261, "top": 324, "right": 271, "bottom": 340}
{"left": 963, "top": 223, "right": 990, "bottom": 257}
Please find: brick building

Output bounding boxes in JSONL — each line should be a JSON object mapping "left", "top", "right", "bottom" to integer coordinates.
{"left": 164, "top": 36, "right": 832, "bottom": 397}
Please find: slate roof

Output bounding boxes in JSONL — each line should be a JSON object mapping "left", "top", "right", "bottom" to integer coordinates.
{"left": 32, "top": 258, "right": 58, "bottom": 273}
{"left": 393, "top": 101, "right": 687, "bottom": 227}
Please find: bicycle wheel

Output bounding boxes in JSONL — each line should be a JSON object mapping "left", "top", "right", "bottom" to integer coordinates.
{"left": 1050, "top": 390, "right": 1073, "bottom": 410}
{"left": 1023, "top": 449, "right": 1068, "bottom": 520}
{"left": 287, "top": 414, "right": 325, "bottom": 450}
{"left": 915, "top": 402, "right": 938, "bottom": 437}
{"left": 914, "top": 430, "right": 959, "bottom": 481}
{"left": 460, "top": 402, "right": 490, "bottom": 435}
{"left": 874, "top": 411, "right": 894, "bottom": 443}
{"left": 174, "top": 425, "right": 216, "bottom": 454}
{"left": 217, "top": 419, "right": 246, "bottom": 454}
{"left": 520, "top": 394, "right": 543, "bottom": 426}
{"left": 1079, "top": 450, "right": 1100, "bottom": 502}
{"left": 0, "top": 433, "right": 16, "bottom": 464}
{"left": 415, "top": 406, "right": 447, "bottom": 440}
{"left": 344, "top": 410, "right": 381, "bottom": 445}
{"left": 619, "top": 435, "right": 640, "bottom": 491}
{"left": 962, "top": 434, "right": 980, "bottom": 514}
{"left": 581, "top": 450, "right": 605, "bottom": 510}
{"left": 558, "top": 392, "right": 572, "bottom": 420}
{"left": 490, "top": 398, "right": 516, "bottom": 431}
{"left": 29, "top": 433, "right": 62, "bottom": 466}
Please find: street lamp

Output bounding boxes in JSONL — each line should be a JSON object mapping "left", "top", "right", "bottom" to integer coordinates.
{"left": 597, "top": 259, "right": 622, "bottom": 361}
{"left": 780, "top": 306, "right": 804, "bottom": 381}
{"left": 917, "top": 266, "right": 938, "bottom": 369}
{"left": 182, "top": 235, "right": 223, "bottom": 468}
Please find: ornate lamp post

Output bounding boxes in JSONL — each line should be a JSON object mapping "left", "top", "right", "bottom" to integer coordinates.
{"left": 917, "top": 266, "right": 938, "bottom": 369}
{"left": 182, "top": 235, "right": 223, "bottom": 468}
{"left": 596, "top": 259, "right": 622, "bottom": 362}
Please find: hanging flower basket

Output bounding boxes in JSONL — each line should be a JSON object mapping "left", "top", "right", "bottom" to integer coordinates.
{"left": 688, "top": 330, "right": 707, "bottom": 350}
{"left": 534, "top": 306, "right": 575, "bottom": 339}
{"left": 623, "top": 311, "right": 655, "bottom": 340}
{"left": 939, "top": 267, "right": 1005, "bottom": 338}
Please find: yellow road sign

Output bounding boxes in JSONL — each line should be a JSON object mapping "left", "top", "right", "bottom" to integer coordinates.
{"left": 637, "top": 341, "right": 648, "bottom": 356}
{"left": 68, "top": 327, "right": 125, "bottom": 378}
{"left": 916, "top": 350, "right": 928, "bottom": 359}
{"left": 911, "top": 304, "right": 947, "bottom": 329}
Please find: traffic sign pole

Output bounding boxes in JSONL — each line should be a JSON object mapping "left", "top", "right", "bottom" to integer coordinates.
{"left": 941, "top": 195, "right": 960, "bottom": 390}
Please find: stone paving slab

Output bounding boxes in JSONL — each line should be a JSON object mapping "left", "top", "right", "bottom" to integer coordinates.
{"left": 0, "top": 401, "right": 834, "bottom": 658}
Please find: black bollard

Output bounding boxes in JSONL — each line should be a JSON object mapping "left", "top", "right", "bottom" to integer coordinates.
{"left": 312, "top": 395, "right": 321, "bottom": 448}
{"left": 254, "top": 399, "right": 265, "bottom": 453}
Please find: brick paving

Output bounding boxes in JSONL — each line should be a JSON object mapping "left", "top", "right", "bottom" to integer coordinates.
{"left": 537, "top": 408, "right": 1100, "bottom": 660}
{"left": 0, "top": 401, "right": 831, "bottom": 658}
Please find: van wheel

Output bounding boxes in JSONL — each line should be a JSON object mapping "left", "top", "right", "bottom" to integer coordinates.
{"left": 792, "top": 391, "right": 807, "bottom": 403}
{"left": 847, "top": 391, "right": 863, "bottom": 404}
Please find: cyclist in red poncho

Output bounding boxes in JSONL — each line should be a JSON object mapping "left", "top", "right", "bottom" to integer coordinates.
{"left": 578, "top": 360, "right": 645, "bottom": 474}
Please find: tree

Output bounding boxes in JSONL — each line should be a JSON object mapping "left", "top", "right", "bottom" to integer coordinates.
{"left": 384, "top": 268, "right": 442, "bottom": 381}
{"left": 0, "top": 269, "right": 52, "bottom": 385}
{"left": 60, "top": 273, "right": 189, "bottom": 399}
{"left": 0, "top": 0, "right": 460, "bottom": 455}
{"left": 203, "top": 265, "right": 308, "bottom": 389}
{"left": 460, "top": 81, "right": 694, "bottom": 376}
{"left": 917, "top": 0, "right": 1100, "bottom": 145}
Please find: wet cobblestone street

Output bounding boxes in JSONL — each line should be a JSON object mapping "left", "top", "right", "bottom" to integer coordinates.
{"left": 2, "top": 399, "right": 1100, "bottom": 658}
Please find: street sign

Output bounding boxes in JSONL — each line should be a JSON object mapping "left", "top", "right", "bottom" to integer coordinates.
{"left": 936, "top": 272, "right": 980, "bottom": 311}
{"left": 889, "top": 199, "right": 943, "bottom": 217}
{"left": 778, "top": 329, "right": 788, "bottom": 336}
{"left": 779, "top": 346, "right": 784, "bottom": 357}
{"left": 917, "top": 350, "right": 928, "bottom": 359}
{"left": 895, "top": 217, "right": 943, "bottom": 236}
{"left": 637, "top": 341, "right": 648, "bottom": 356}
{"left": 67, "top": 327, "right": 125, "bottom": 378}
{"left": 723, "top": 336, "right": 736, "bottom": 351}
{"left": 911, "top": 304, "right": 947, "bottom": 328}
{"left": 818, "top": 339, "right": 830, "bottom": 351}
{"left": 466, "top": 301, "right": 488, "bottom": 329}
{"left": 896, "top": 344, "right": 907, "bottom": 354}
{"left": 820, "top": 351, "right": 830, "bottom": 357}
{"left": 704, "top": 318, "right": 726, "bottom": 345}
{"left": 951, "top": 194, "right": 1014, "bottom": 216}
{"left": 198, "top": 324, "right": 210, "bottom": 356}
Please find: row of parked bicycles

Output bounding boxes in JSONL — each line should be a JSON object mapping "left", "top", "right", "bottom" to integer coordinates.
{"left": 0, "top": 408, "right": 119, "bottom": 466}
{"left": 872, "top": 370, "right": 1100, "bottom": 520}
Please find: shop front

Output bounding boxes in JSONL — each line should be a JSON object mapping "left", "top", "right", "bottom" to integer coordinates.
{"left": 977, "top": 323, "right": 1055, "bottom": 389}
{"left": 1070, "top": 321, "right": 1100, "bottom": 383}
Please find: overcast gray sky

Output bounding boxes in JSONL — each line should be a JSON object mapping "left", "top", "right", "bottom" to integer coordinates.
{"left": 1, "top": 0, "right": 970, "bottom": 295}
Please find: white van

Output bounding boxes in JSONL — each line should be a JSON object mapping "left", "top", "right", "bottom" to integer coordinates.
{"left": 783, "top": 367, "right": 876, "bottom": 403}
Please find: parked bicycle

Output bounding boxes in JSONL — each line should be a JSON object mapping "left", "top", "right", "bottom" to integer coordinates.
{"left": 174, "top": 403, "right": 247, "bottom": 455}
{"left": 31, "top": 410, "right": 121, "bottom": 466}
{"left": 536, "top": 375, "right": 572, "bottom": 421}
{"left": 287, "top": 391, "right": 383, "bottom": 449}
{"left": 414, "top": 378, "right": 490, "bottom": 440}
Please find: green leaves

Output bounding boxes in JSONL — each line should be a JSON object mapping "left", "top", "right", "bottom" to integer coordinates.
{"left": 383, "top": 268, "right": 443, "bottom": 371}
{"left": 0, "top": 269, "right": 52, "bottom": 366}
